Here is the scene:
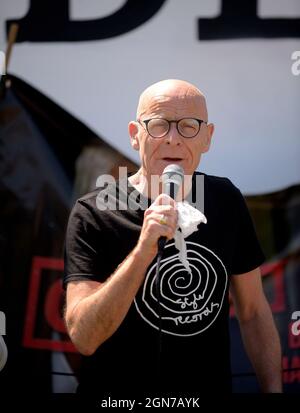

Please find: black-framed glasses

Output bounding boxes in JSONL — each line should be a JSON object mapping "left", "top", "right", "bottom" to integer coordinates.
{"left": 138, "top": 118, "right": 207, "bottom": 138}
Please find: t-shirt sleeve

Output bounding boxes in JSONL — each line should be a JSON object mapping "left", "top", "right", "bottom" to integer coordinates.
{"left": 63, "top": 199, "right": 106, "bottom": 288}
{"left": 230, "top": 185, "right": 265, "bottom": 275}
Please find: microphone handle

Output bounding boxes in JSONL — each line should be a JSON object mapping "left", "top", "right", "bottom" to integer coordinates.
{"left": 158, "top": 236, "right": 167, "bottom": 253}
{"left": 164, "top": 182, "right": 175, "bottom": 199}
{"left": 157, "top": 181, "right": 176, "bottom": 253}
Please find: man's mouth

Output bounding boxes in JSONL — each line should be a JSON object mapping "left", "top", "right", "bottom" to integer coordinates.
{"left": 162, "top": 157, "right": 183, "bottom": 162}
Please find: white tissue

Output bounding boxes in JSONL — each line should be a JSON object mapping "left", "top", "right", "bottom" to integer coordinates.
{"left": 174, "top": 201, "right": 207, "bottom": 273}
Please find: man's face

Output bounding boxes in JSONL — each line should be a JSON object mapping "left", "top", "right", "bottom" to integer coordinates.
{"left": 129, "top": 82, "right": 214, "bottom": 178}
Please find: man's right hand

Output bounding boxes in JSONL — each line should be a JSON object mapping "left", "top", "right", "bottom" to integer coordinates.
{"left": 136, "top": 193, "right": 178, "bottom": 260}
{"left": 65, "top": 195, "right": 178, "bottom": 354}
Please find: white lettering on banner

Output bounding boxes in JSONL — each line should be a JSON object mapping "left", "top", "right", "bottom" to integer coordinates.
{"left": 291, "top": 51, "right": 300, "bottom": 75}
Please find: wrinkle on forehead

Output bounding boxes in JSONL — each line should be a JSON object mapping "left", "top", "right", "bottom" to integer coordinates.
{"left": 137, "top": 79, "right": 208, "bottom": 120}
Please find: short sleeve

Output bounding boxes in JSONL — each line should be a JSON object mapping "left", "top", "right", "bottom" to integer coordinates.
{"left": 63, "top": 200, "right": 106, "bottom": 288}
{"left": 231, "top": 186, "right": 265, "bottom": 275}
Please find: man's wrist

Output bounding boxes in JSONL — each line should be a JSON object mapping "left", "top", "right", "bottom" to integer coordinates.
{"left": 132, "top": 242, "right": 157, "bottom": 266}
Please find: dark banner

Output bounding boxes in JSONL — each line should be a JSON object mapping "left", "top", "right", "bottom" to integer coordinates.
{"left": 0, "top": 74, "right": 137, "bottom": 394}
{"left": 0, "top": 75, "right": 299, "bottom": 394}
{"left": 231, "top": 187, "right": 300, "bottom": 392}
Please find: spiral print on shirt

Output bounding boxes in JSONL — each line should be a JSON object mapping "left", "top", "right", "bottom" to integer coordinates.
{"left": 134, "top": 241, "right": 228, "bottom": 336}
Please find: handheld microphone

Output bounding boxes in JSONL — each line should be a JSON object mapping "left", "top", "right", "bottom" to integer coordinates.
{"left": 155, "top": 165, "right": 184, "bottom": 371}
{"left": 157, "top": 164, "right": 184, "bottom": 253}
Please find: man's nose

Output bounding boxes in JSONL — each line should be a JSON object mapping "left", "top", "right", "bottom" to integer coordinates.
{"left": 166, "top": 123, "right": 182, "bottom": 145}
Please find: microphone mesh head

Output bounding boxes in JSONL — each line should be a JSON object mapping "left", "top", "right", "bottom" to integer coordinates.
{"left": 161, "top": 164, "right": 184, "bottom": 186}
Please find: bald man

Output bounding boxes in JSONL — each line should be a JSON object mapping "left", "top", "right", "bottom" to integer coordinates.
{"left": 64, "top": 79, "right": 282, "bottom": 395}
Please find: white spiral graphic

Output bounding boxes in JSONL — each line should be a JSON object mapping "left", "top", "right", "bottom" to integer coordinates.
{"left": 134, "top": 241, "right": 228, "bottom": 336}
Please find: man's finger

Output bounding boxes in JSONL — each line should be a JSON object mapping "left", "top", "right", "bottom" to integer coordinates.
{"left": 151, "top": 193, "right": 176, "bottom": 207}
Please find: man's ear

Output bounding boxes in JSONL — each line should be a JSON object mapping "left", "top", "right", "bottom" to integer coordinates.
{"left": 202, "top": 123, "right": 214, "bottom": 153}
{"left": 128, "top": 121, "right": 140, "bottom": 150}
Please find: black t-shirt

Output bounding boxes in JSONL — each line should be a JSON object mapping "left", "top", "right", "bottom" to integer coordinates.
{"left": 64, "top": 172, "right": 265, "bottom": 395}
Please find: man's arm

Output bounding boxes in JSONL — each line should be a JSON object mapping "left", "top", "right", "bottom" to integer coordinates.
{"left": 66, "top": 247, "right": 152, "bottom": 355}
{"left": 230, "top": 267, "right": 282, "bottom": 392}
{"left": 65, "top": 194, "right": 177, "bottom": 356}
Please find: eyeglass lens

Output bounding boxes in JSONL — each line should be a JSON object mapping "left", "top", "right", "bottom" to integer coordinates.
{"left": 146, "top": 118, "right": 200, "bottom": 138}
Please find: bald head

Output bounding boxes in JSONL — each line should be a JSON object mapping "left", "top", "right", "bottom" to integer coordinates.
{"left": 128, "top": 78, "right": 214, "bottom": 180}
{"left": 137, "top": 79, "right": 208, "bottom": 121}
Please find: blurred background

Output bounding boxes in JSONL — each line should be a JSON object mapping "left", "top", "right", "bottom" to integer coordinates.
{"left": 0, "top": 0, "right": 299, "bottom": 394}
